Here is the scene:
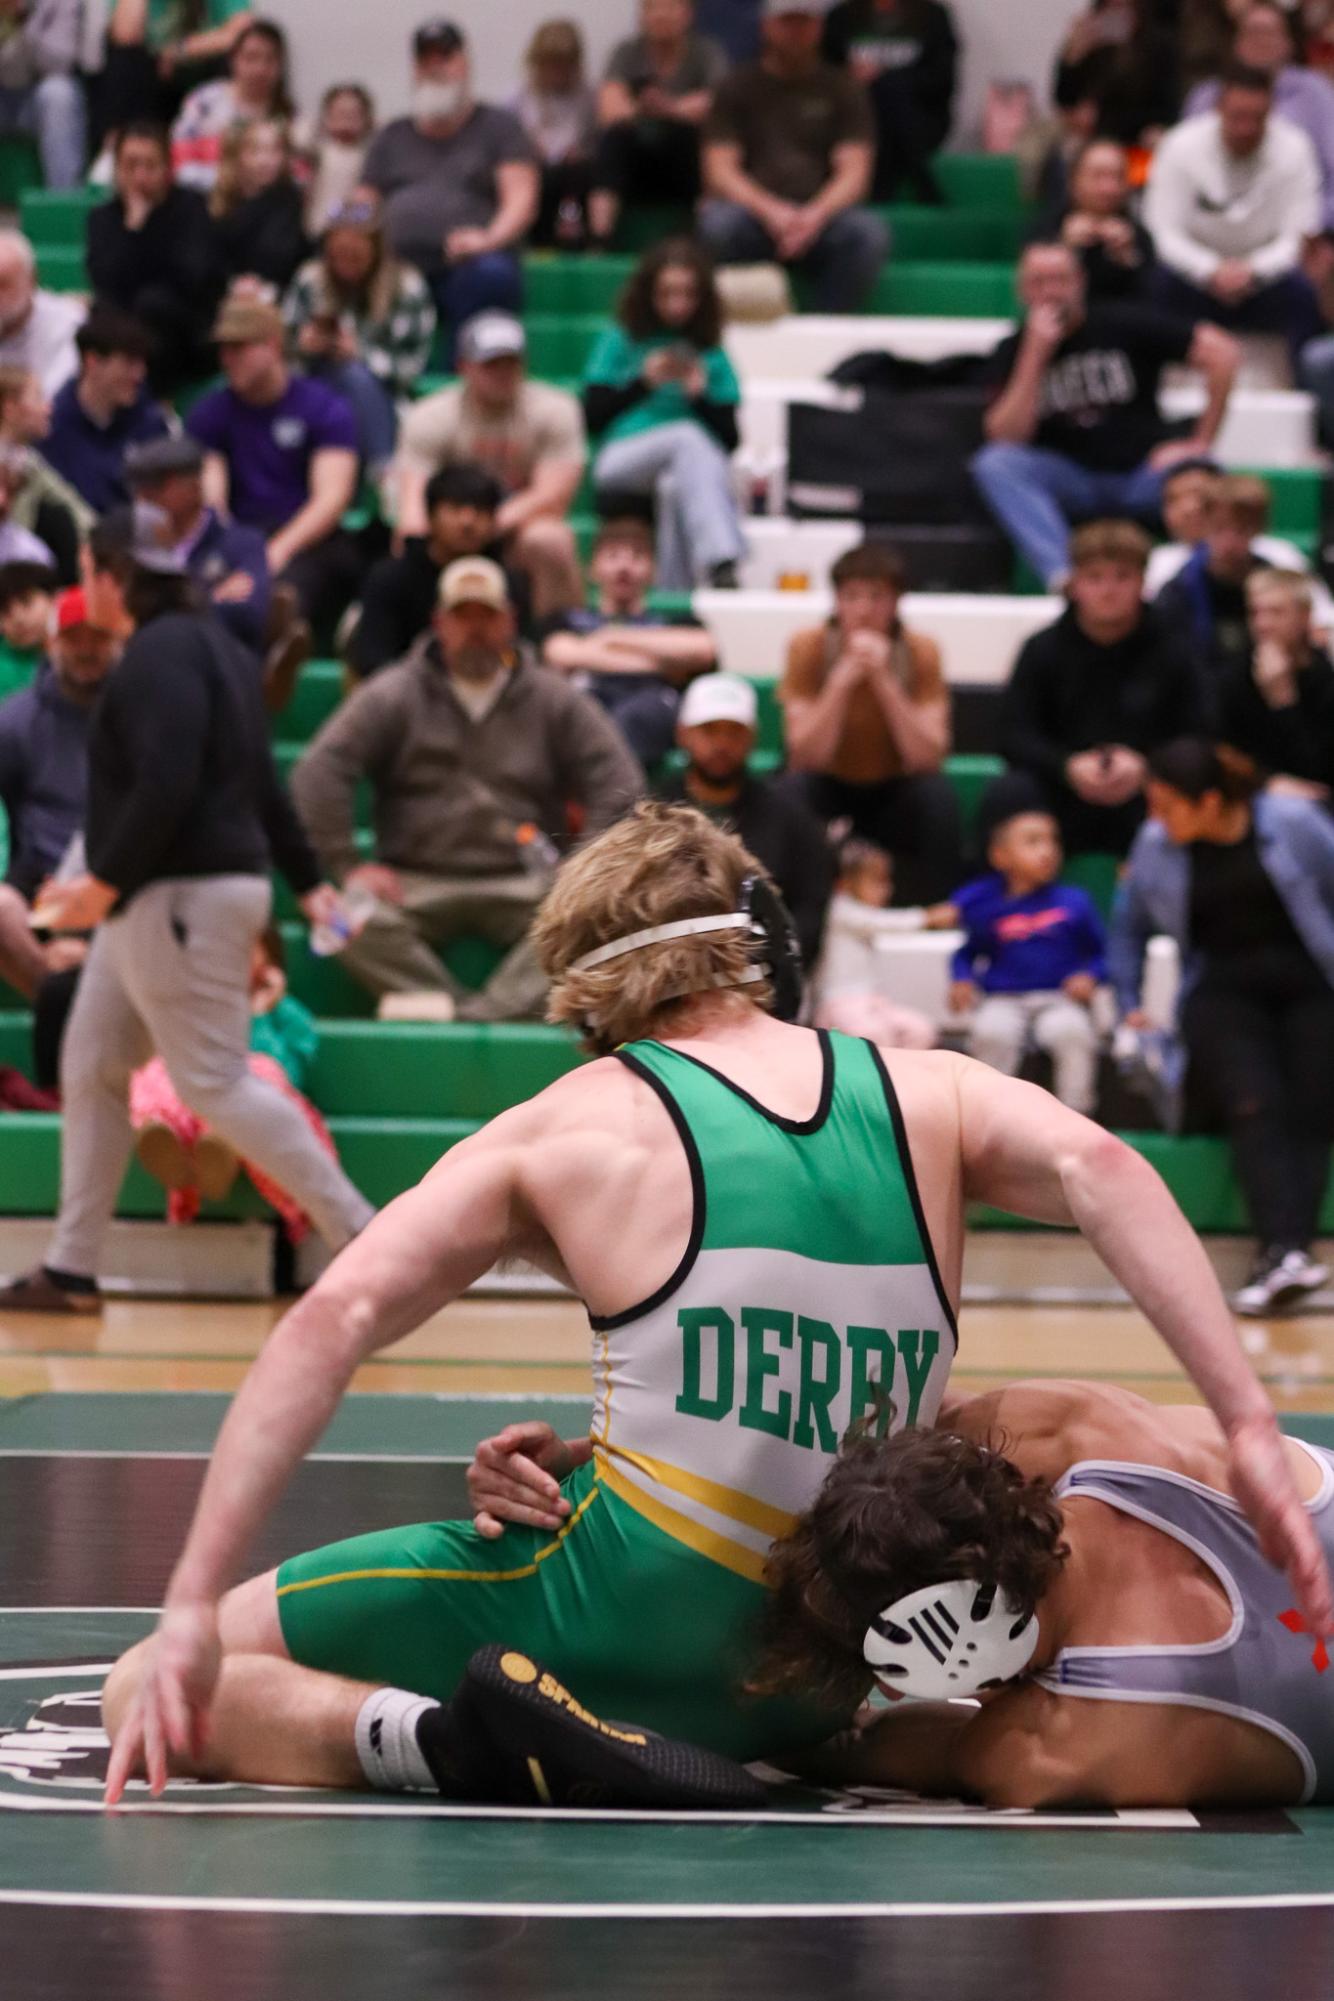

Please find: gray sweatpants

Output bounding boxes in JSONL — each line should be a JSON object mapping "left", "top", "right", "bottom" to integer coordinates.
{"left": 47, "top": 875, "right": 375, "bottom": 1280}
{"left": 968, "top": 991, "right": 1100, "bottom": 1116}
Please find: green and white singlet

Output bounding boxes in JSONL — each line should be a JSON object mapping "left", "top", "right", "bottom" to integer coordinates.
{"left": 275, "top": 1030, "right": 957, "bottom": 1758}
{"left": 591, "top": 1029, "right": 957, "bottom": 1582}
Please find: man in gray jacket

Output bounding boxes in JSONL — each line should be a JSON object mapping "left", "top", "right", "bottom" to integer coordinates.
{"left": 0, "top": 0, "right": 86, "bottom": 189}
{"left": 291, "top": 557, "right": 644, "bottom": 1022}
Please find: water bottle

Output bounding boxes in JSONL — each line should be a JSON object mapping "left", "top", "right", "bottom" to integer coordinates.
{"left": 308, "top": 882, "right": 377, "bottom": 958}
{"left": 515, "top": 822, "right": 560, "bottom": 881}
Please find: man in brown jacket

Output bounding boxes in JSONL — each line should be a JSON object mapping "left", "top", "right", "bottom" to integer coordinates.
{"left": 779, "top": 541, "right": 961, "bottom": 904}
{"left": 291, "top": 557, "right": 644, "bottom": 1021}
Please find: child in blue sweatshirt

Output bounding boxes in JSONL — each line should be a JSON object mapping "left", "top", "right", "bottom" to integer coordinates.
{"left": 948, "top": 810, "right": 1108, "bottom": 1115}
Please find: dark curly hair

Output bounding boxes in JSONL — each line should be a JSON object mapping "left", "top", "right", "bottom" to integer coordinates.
{"left": 617, "top": 236, "right": 724, "bottom": 350}
{"left": 751, "top": 1424, "right": 1069, "bottom": 1711}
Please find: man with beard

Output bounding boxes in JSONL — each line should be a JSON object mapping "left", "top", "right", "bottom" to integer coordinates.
{"left": 291, "top": 556, "right": 643, "bottom": 1022}
{"left": 656, "top": 671, "right": 833, "bottom": 969}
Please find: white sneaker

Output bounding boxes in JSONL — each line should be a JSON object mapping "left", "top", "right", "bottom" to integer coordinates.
{"left": 1232, "top": 1248, "right": 1329, "bottom": 1317}
{"left": 375, "top": 991, "right": 456, "bottom": 1023}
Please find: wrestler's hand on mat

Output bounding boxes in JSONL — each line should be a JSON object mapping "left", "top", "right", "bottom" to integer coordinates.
{"left": 1229, "top": 1414, "right": 1334, "bottom": 1635}
{"left": 105, "top": 1600, "right": 222, "bottom": 1806}
{"left": 467, "top": 1422, "right": 593, "bottom": 1539}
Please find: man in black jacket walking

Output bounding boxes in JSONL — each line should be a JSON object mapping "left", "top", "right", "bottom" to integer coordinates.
{"left": 1, "top": 520, "right": 373, "bottom": 1314}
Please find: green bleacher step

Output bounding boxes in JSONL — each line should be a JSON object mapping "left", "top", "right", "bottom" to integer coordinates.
{"left": 19, "top": 185, "right": 100, "bottom": 246}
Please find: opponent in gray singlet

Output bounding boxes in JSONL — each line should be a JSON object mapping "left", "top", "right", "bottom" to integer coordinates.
{"left": 1036, "top": 1447, "right": 1334, "bottom": 1804}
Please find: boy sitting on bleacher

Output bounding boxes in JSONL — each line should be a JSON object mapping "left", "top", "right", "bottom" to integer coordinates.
{"left": 948, "top": 808, "right": 1108, "bottom": 1117}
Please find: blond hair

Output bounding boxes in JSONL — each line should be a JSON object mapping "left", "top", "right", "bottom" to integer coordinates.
{"left": 1070, "top": 518, "right": 1151, "bottom": 571}
{"left": 534, "top": 803, "right": 770, "bottom": 1052}
{"left": 211, "top": 116, "right": 292, "bottom": 220}
{"left": 1245, "top": 565, "right": 1313, "bottom": 612}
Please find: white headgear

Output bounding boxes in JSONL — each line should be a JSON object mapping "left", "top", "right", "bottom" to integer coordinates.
{"left": 863, "top": 1578, "right": 1040, "bottom": 1701}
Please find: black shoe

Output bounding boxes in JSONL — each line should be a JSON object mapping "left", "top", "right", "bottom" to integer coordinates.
{"left": 1233, "top": 1246, "right": 1330, "bottom": 1317}
{"left": 417, "top": 1645, "right": 768, "bottom": 1811}
{"left": 706, "top": 561, "right": 740, "bottom": 590}
{"left": 0, "top": 1267, "right": 101, "bottom": 1315}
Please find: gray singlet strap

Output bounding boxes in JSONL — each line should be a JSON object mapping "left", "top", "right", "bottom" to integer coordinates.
{"left": 1037, "top": 1448, "right": 1334, "bottom": 1804}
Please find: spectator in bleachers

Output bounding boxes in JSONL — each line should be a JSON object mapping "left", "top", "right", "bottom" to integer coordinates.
{"left": 294, "top": 84, "right": 375, "bottom": 238}
{"left": 1216, "top": 566, "right": 1334, "bottom": 788}
{"left": 0, "top": 445, "right": 57, "bottom": 569}
{"left": 360, "top": 19, "right": 538, "bottom": 368}
{"left": 1144, "top": 64, "right": 1325, "bottom": 356}
{"left": 1156, "top": 471, "right": 1312, "bottom": 679}
{"left": 1179, "top": 0, "right": 1262, "bottom": 90}
{"left": 170, "top": 15, "right": 291, "bottom": 192}
{"left": 291, "top": 556, "right": 643, "bottom": 1024}
{"left": 0, "top": 559, "right": 57, "bottom": 697}
{"left": 972, "top": 240, "right": 1238, "bottom": 591}
{"left": 811, "top": 837, "right": 936, "bottom": 1045}
{"left": 1038, "top": 137, "right": 1156, "bottom": 301}
{"left": 542, "top": 508, "right": 718, "bottom": 766}
{"left": 1145, "top": 457, "right": 1333, "bottom": 619}
{"left": 1053, "top": 0, "right": 1183, "bottom": 150}
{"left": 657, "top": 669, "right": 833, "bottom": 967}
{"left": 993, "top": 520, "right": 1208, "bottom": 857}
{"left": 395, "top": 311, "right": 584, "bottom": 620}
{"left": 949, "top": 809, "right": 1108, "bottom": 1116}
{"left": 210, "top": 116, "right": 309, "bottom": 292}
{"left": 121, "top": 432, "right": 269, "bottom": 652}
{"left": 0, "top": 230, "right": 83, "bottom": 397}
{"left": 0, "top": 366, "right": 92, "bottom": 584}
{"left": 0, "top": 584, "right": 120, "bottom": 1003}
{"left": 1112, "top": 736, "right": 1334, "bottom": 1314}
{"left": 695, "top": 0, "right": 764, "bottom": 63}
{"left": 1185, "top": 2, "right": 1334, "bottom": 226}
{"left": 698, "top": 0, "right": 887, "bottom": 312}
{"left": 42, "top": 304, "right": 168, "bottom": 517}
{"left": 87, "top": 122, "right": 225, "bottom": 397}
{"left": 821, "top": 0, "right": 958, "bottom": 202}
{"left": 588, "top": 0, "right": 728, "bottom": 251}
{"left": 510, "top": 21, "right": 598, "bottom": 249}
{"left": 0, "top": 0, "right": 85, "bottom": 189}
{"left": 100, "top": 0, "right": 256, "bottom": 137}
{"left": 582, "top": 238, "right": 745, "bottom": 591}
{"left": 779, "top": 541, "right": 960, "bottom": 906}
{"left": 348, "top": 462, "right": 532, "bottom": 680}
{"left": 284, "top": 199, "right": 436, "bottom": 479}
{"left": 186, "top": 293, "right": 359, "bottom": 639}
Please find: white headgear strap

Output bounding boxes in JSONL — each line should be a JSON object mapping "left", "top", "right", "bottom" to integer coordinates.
{"left": 863, "top": 1578, "right": 1040, "bottom": 1701}
{"left": 570, "top": 912, "right": 751, "bottom": 974}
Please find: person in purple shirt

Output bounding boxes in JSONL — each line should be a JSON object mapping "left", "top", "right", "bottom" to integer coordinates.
{"left": 947, "top": 807, "right": 1108, "bottom": 1115}
{"left": 1186, "top": 2, "right": 1334, "bottom": 228}
{"left": 41, "top": 303, "right": 168, "bottom": 516}
{"left": 186, "top": 293, "right": 360, "bottom": 637}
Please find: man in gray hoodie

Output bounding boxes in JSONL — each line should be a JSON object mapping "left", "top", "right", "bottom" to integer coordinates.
{"left": 291, "top": 556, "right": 644, "bottom": 1022}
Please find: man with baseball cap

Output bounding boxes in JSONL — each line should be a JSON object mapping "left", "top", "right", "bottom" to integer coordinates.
{"left": 657, "top": 669, "right": 834, "bottom": 967}
{"left": 362, "top": 20, "right": 538, "bottom": 364}
{"left": 186, "top": 294, "right": 359, "bottom": 640}
{"left": 699, "top": 0, "right": 888, "bottom": 310}
{"left": 0, "top": 584, "right": 122, "bottom": 1010}
{"left": 395, "top": 309, "right": 585, "bottom": 619}
{"left": 121, "top": 433, "right": 271, "bottom": 654}
{"left": 291, "top": 556, "right": 643, "bottom": 1023}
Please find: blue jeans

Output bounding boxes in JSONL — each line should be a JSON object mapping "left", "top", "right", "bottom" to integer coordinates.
{"left": 970, "top": 440, "right": 1166, "bottom": 590}
{"left": 1299, "top": 331, "right": 1334, "bottom": 447}
{"left": 593, "top": 421, "right": 746, "bottom": 588}
{"left": 0, "top": 75, "right": 85, "bottom": 189}
{"left": 591, "top": 673, "right": 681, "bottom": 767}
{"left": 430, "top": 251, "right": 524, "bottom": 368}
{"left": 312, "top": 358, "right": 398, "bottom": 472}
{"left": 696, "top": 199, "right": 889, "bottom": 313}
{"left": 1151, "top": 265, "right": 1325, "bottom": 367}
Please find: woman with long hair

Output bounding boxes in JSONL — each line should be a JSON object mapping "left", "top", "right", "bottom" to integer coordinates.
{"left": 170, "top": 15, "right": 292, "bottom": 190}
{"left": 284, "top": 198, "right": 436, "bottom": 473}
{"left": 1111, "top": 737, "right": 1334, "bottom": 1313}
{"left": 211, "top": 116, "right": 308, "bottom": 290}
{"left": 581, "top": 236, "right": 745, "bottom": 590}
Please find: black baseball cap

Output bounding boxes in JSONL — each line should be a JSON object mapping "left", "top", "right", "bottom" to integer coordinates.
{"left": 413, "top": 17, "right": 464, "bottom": 57}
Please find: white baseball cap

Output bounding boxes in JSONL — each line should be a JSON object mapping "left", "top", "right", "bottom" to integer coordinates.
{"left": 457, "top": 312, "right": 526, "bottom": 365}
{"left": 678, "top": 673, "right": 758, "bottom": 732}
{"left": 439, "top": 556, "right": 509, "bottom": 611}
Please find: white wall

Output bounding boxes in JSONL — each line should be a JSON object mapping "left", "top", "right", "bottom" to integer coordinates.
{"left": 272, "top": 0, "right": 1073, "bottom": 146}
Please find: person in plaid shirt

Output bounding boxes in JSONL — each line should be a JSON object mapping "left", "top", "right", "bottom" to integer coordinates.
{"left": 283, "top": 198, "right": 437, "bottom": 473}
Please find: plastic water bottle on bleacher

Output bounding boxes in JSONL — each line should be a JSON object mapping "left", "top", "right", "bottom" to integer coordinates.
{"left": 515, "top": 822, "right": 560, "bottom": 881}
{"left": 308, "top": 882, "right": 377, "bottom": 958}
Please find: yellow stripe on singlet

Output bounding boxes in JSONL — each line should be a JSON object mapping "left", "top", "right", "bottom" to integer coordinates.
{"left": 273, "top": 1479, "right": 603, "bottom": 1598}
{"left": 605, "top": 1443, "right": 797, "bottom": 1543}
{"left": 594, "top": 1449, "right": 770, "bottom": 1585}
